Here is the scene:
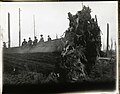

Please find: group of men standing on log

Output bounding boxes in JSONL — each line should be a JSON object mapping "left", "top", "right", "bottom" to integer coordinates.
{"left": 22, "top": 34, "right": 51, "bottom": 47}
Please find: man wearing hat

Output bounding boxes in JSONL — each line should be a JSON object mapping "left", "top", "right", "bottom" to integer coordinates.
{"left": 33, "top": 36, "right": 38, "bottom": 45}
{"left": 22, "top": 39, "right": 27, "bottom": 46}
{"left": 39, "top": 34, "right": 44, "bottom": 42}
{"left": 28, "top": 37, "right": 32, "bottom": 46}
{"left": 48, "top": 35, "right": 51, "bottom": 41}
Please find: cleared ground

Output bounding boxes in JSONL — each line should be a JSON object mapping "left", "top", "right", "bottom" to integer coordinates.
{"left": 3, "top": 52, "right": 116, "bottom": 93}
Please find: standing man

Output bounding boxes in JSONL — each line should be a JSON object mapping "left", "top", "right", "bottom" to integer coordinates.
{"left": 22, "top": 39, "right": 27, "bottom": 46}
{"left": 33, "top": 36, "right": 38, "bottom": 45}
{"left": 3, "top": 42, "right": 7, "bottom": 48}
{"left": 48, "top": 35, "right": 51, "bottom": 41}
{"left": 28, "top": 37, "right": 32, "bottom": 46}
{"left": 39, "top": 34, "right": 44, "bottom": 42}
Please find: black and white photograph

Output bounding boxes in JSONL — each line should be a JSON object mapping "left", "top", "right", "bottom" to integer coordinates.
{"left": 0, "top": 1, "right": 118, "bottom": 94}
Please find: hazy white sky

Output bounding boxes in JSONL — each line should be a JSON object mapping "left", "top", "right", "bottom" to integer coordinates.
{"left": 0, "top": 2, "right": 118, "bottom": 49}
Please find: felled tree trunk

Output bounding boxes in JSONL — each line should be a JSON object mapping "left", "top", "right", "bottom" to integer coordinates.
{"left": 58, "top": 6, "right": 101, "bottom": 83}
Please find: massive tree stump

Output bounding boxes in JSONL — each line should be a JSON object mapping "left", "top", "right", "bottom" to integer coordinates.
{"left": 58, "top": 6, "right": 101, "bottom": 83}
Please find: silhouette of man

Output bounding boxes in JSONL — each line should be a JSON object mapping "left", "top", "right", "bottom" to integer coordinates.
{"left": 48, "top": 35, "right": 51, "bottom": 41}
{"left": 28, "top": 37, "right": 32, "bottom": 46}
{"left": 33, "top": 36, "right": 38, "bottom": 45}
{"left": 22, "top": 39, "right": 27, "bottom": 46}
{"left": 3, "top": 42, "right": 6, "bottom": 48}
{"left": 39, "top": 34, "right": 44, "bottom": 42}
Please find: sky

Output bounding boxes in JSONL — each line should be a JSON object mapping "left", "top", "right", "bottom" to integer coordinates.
{"left": 0, "top": 1, "right": 118, "bottom": 50}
